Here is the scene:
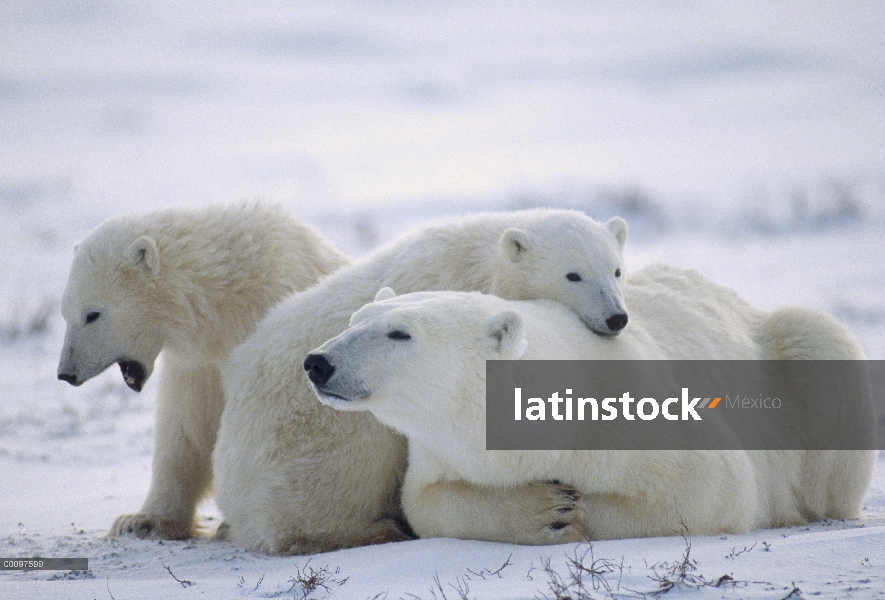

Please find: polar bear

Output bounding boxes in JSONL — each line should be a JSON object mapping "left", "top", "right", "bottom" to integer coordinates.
{"left": 57, "top": 203, "right": 348, "bottom": 540}
{"left": 212, "top": 209, "right": 629, "bottom": 554}
{"left": 307, "top": 286, "right": 876, "bottom": 543}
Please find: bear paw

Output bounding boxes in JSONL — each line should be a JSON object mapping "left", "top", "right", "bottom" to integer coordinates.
{"left": 108, "top": 513, "right": 192, "bottom": 540}
{"left": 533, "top": 480, "right": 588, "bottom": 544}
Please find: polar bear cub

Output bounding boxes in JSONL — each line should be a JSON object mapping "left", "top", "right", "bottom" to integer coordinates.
{"left": 57, "top": 203, "right": 348, "bottom": 540}
{"left": 370, "top": 210, "right": 629, "bottom": 335}
{"left": 307, "top": 287, "right": 875, "bottom": 543}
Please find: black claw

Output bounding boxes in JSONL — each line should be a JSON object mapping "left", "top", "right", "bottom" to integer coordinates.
{"left": 129, "top": 521, "right": 153, "bottom": 537}
{"left": 557, "top": 488, "right": 580, "bottom": 502}
{"left": 549, "top": 521, "right": 570, "bottom": 531}
{"left": 556, "top": 506, "right": 574, "bottom": 514}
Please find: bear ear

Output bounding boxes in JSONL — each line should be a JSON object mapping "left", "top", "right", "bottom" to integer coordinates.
{"left": 374, "top": 287, "right": 396, "bottom": 302}
{"left": 130, "top": 236, "right": 160, "bottom": 275}
{"left": 499, "top": 228, "right": 532, "bottom": 263}
{"left": 605, "top": 217, "right": 628, "bottom": 248}
{"left": 487, "top": 309, "right": 525, "bottom": 356}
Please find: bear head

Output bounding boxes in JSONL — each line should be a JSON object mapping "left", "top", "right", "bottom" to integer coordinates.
{"left": 57, "top": 220, "right": 167, "bottom": 392}
{"left": 304, "top": 288, "right": 526, "bottom": 437}
{"left": 493, "top": 213, "right": 628, "bottom": 336}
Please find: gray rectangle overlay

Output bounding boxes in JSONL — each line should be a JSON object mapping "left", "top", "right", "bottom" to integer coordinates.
{"left": 0, "top": 558, "right": 89, "bottom": 571}
{"left": 486, "top": 360, "right": 884, "bottom": 450}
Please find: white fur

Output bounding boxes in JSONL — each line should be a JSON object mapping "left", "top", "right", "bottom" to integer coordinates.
{"left": 310, "top": 275, "right": 876, "bottom": 544}
{"left": 57, "top": 203, "right": 348, "bottom": 539}
{"left": 213, "top": 209, "right": 629, "bottom": 554}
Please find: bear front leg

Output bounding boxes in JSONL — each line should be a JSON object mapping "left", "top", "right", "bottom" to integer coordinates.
{"left": 403, "top": 478, "right": 588, "bottom": 545}
{"left": 109, "top": 361, "right": 223, "bottom": 540}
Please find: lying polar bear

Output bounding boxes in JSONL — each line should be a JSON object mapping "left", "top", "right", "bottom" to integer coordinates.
{"left": 307, "top": 285, "right": 876, "bottom": 542}
{"left": 213, "top": 209, "right": 628, "bottom": 554}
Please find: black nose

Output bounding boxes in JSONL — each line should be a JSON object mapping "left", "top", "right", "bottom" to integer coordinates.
{"left": 58, "top": 373, "right": 77, "bottom": 385}
{"left": 606, "top": 313, "right": 628, "bottom": 332}
{"left": 304, "top": 353, "right": 335, "bottom": 387}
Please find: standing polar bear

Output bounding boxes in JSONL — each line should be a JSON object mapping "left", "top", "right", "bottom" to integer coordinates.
{"left": 57, "top": 204, "right": 348, "bottom": 540}
{"left": 213, "top": 209, "right": 629, "bottom": 554}
{"left": 308, "top": 285, "right": 876, "bottom": 543}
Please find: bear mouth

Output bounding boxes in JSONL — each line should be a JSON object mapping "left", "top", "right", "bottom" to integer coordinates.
{"left": 313, "top": 386, "right": 372, "bottom": 408}
{"left": 318, "top": 390, "right": 351, "bottom": 402}
{"left": 593, "top": 329, "right": 621, "bottom": 337}
{"left": 118, "top": 360, "right": 147, "bottom": 392}
{"left": 585, "top": 323, "right": 620, "bottom": 337}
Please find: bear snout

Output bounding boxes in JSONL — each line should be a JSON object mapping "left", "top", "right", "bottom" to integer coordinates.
{"left": 57, "top": 372, "right": 78, "bottom": 385}
{"left": 304, "top": 353, "right": 336, "bottom": 387}
{"left": 605, "top": 313, "right": 628, "bottom": 332}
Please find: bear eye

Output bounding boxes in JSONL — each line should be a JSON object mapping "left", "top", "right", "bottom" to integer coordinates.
{"left": 387, "top": 330, "right": 411, "bottom": 341}
{"left": 85, "top": 311, "right": 100, "bottom": 325}
{"left": 615, "top": 268, "right": 621, "bottom": 278}
{"left": 566, "top": 273, "right": 582, "bottom": 282}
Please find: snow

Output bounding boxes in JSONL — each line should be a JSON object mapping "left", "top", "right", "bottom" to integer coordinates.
{"left": 2, "top": 1, "right": 885, "bottom": 598}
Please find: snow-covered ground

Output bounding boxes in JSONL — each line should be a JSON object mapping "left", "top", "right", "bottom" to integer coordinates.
{"left": 4, "top": 214, "right": 885, "bottom": 600}
{"left": 2, "top": 2, "right": 884, "bottom": 598}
